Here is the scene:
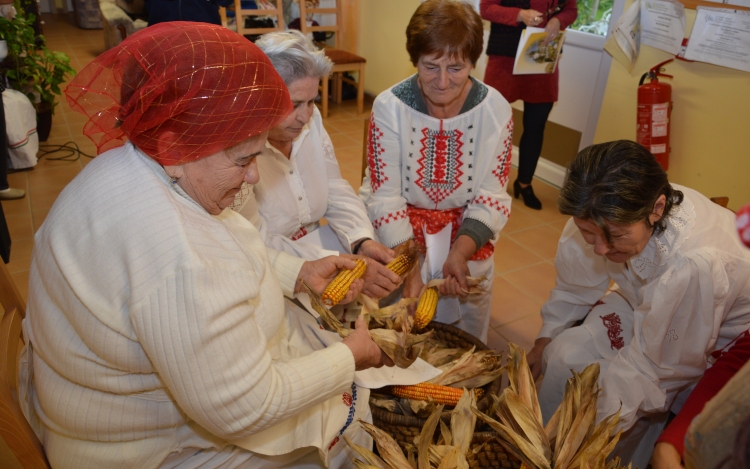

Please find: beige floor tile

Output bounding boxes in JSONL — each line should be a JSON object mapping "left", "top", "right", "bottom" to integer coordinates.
{"left": 486, "top": 327, "right": 509, "bottom": 353}
{"left": 0, "top": 197, "right": 32, "bottom": 217}
{"left": 325, "top": 118, "right": 368, "bottom": 135}
{"left": 47, "top": 123, "right": 71, "bottom": 141}
{"left": 6, "top": 173, "right": 29, "bottom": 191}
{"left": 490, "top": 276, "right": 543, "bottom": 328}
{"left": 32, "top": 209, "right": 50, "bottom": 234}
{"left": 328, "top": 132, "right": 361, "bottom": 150}
{"left": 29, "top": 187, "right": 64, "bottom": 212}
{"left": 506, "top": 225, "right": 563, "bottom": 261}
{"left": 496, "top": 312, "right": 544, "bottom": 352}
{"left": 6, "top": 238, "right": 34, "bottom": 274}
{"left": 344, "top": 130, "right": 365, "bottom": 148}
{"left": 28, "top": 165, "right": 82, "bottom": 192}
{"left": 499, "top": 262, "right": 558, "bottom": 305}
{"left": 503, "top": 207, "right": 545, "bottom": 233}
{"left": 548, "top": 218, "right": 571, "bottom": 235}
{"left": 335, "top": 146, "right": 366, "bottom": 171}
{"left": 5, "top": 213, "right": 34, "bottom": 241}
{"left": 494, "top": 235, "right": 546, "bottom": 274}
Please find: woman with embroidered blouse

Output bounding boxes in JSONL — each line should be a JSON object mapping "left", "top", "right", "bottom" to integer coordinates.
{"left": 359, "top": 0, "right": 513, "bottom": 342}
{"left": 232, "top": 30, "right": 402, "bottom": 301}
{"left": 526, "top": 140, "right": 750, "bottom": 467}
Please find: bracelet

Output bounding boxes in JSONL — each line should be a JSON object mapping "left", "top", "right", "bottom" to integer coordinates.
{"left": 352, "top": 237, "right": 371, "bottom": 255}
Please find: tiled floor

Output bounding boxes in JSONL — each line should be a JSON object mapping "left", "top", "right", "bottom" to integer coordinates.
{"left": 0, "top": 13, "right": 567, "bottom": 467}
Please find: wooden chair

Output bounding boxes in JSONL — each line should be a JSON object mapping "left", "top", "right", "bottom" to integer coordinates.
{"left": 234, "top": 0, "right": 285, "bottom": 39}
{"left": 0, "top": 261, "right": 49, "bottom": 468}
{"left": 298, "top": 0, "right": 366, "bottom": 118}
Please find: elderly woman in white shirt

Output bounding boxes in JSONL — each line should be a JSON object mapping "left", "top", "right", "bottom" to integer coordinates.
{"left": 232, "top": 30, "right": 401, "bottom": 300}
{"left": 527, "top": 140, "right": 750, "bottom": 468}
{"left": 21, "top": 23, "right": 387, "bottom": 469}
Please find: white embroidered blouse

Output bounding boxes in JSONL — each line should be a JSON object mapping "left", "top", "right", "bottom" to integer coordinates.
{"left": 231, "top": 107, "right": 374, "bottom": 261}
{"left": 358, "top": 76, "right": 514, "bottom": 248}
{"left": 540, "top": 185, "right": 750, "bottom": 430}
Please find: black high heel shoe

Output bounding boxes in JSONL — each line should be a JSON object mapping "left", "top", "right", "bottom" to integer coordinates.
{"left": 513, "top": 179, "right": 542, "bottom": 210}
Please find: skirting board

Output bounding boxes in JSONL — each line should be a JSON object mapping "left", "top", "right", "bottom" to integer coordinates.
{"left": 510, "top": 145, "right": 566, "bottom": 189}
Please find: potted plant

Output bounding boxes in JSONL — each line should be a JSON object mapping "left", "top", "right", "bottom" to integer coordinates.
{"left": 0, "top": 11, "right": 75, "bottom": 141}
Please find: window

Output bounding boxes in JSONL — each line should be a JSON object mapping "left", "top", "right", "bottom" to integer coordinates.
{"left": 569, "top": 0, "right": 614, "bottom": 36}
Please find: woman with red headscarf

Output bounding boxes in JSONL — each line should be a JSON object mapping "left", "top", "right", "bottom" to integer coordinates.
{"left": 18, "top": 22, "right": 387, "bottom": 469}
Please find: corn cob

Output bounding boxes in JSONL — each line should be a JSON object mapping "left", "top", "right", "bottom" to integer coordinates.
{"left": 414, "top": 287, "right": 439, "bottom": 329}
{"left": 392, "top": 383, "right": 484, "bottom": 406}
{"left": 385, "top": 254, "right": 413, "bottom": 276}
{"left": 322, "top": 259, "right": 367, "bottom": 306}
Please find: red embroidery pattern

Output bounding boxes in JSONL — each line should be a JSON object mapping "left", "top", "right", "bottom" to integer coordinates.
{"left": 342, "top": 393, "right": 353, "bottom": 407}
{"left": 328, "top": 436, "right": 339, "bottom": 451}
{"left": 291, "top": 226, "right": 307, "bottom": 241}
{"left": 471, "top": 195, "right": 510, "bottom": 219}
{"left": 416, "top": 121, "right": 464, "bottom": 207}
{"left": 492, "top": 119, "right": 514, "bottom": 187}
{"left": 372, "top": 209, "right": 407, "bottom": 230}
{"left": 600, "top": 313, "right": 625, "bottom": 350}
{"left": 407, "top": 205, "right": 493, "bottom": 261}
{"left": 367, "top": 114, "right": 388, "bottom": 193}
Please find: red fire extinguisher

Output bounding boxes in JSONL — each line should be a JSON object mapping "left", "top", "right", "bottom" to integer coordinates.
{"left": 637, "top": 59, "right": 673, "bottom": 171}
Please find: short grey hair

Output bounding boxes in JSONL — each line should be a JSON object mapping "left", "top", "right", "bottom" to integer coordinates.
{"left": 255, "top": 30, "right": 333, "bottom": 85}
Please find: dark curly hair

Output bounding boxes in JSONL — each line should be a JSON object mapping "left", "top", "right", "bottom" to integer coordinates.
{"left": 558, "top": 140, "right": 683, "bottom": 243}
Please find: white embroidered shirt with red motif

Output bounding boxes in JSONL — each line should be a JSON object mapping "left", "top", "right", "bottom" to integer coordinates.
{"left": 359, "top": 78, "right": 514, "bottom": 248}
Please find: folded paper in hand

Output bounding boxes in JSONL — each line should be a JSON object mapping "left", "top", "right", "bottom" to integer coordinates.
{"left": 513, "top": 27, "right": 566, "bottom": 75}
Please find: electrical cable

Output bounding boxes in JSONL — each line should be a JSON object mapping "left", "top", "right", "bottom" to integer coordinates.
{"left": 36, "top": 141, "right": 96, "bottom": 163}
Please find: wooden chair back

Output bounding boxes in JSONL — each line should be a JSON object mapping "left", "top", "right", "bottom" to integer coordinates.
{"left": 234, "top": 0, "right": 285, "bottom": 38}
{"left": 298, "top": 0, "right": 341, "bottom": 49}
{"left": 0, "top": 261, "right": 50, "bottom": 468}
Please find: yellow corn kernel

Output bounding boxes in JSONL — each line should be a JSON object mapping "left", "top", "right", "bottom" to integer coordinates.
{"left": 385, "top": 254, "right": 413, "bottom": 277}
{"left": 413, "top": 287, "right": 438, "bottom": 330}
{"left": 392, "top": 383, "right": 482, "bottom": 406}
{"left": 322, "top": 259, "right": 367, "bottom": 307}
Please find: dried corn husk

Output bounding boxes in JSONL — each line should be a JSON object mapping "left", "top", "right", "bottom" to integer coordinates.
{"left": 369, "top": 327, "right": 434, "bottom": 368}
{"left": 436, "top": 447, "right": 469, "bottom": 469}
{"left": 428, "top": 348, "right": 504, "bottom": 388}
{"left": 360, "top": 420, "right": 413, "bottom": 469}
{"left": 304, "top": 281, "right": 433, "bottom": 368}
{"left": 419, "top": 344, "right": 468, "bottom": 367}
{"left": 450, "top": 387, "right": 477, "bottom": 454}
{"left": 302, "top": 281, "right": 350, "bottom": 337}
{"left": 370, "top": 397, "right": 400, "bottom": 413}
{"left": 343, "top": 435, "right": 390, "bottom": 469}
{"left": 350, "top": 397, "right": 481, "bottom": 469}
{"left": 472, "top": 343, "right": 626, "bottom": 469}
{"left": 417, "top": 404, "right": 444, "bottom": 469}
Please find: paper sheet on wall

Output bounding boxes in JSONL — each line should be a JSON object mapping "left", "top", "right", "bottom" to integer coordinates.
{"left": 606, "top": 0, "right": 642, "bottom": 71}
{"left": 684, "top": 7, "right": 750, "bottom": 72}
{"left": 705, "top": 0, "right": 750, "bottom": 7}
{"left": 640, "top": 0, "right": 686, "bottom": 54}
{"left": 422, "top": 224, "right": 462, "bottom": 324}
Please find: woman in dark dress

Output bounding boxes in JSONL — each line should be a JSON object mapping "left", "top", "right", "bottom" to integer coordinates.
{"left": 480, "top": 0, "right": 577, "bottom": 210}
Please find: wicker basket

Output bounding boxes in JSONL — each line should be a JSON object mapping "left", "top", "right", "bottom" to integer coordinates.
{"left": 370, "top": 321, "right": 521, "bottom": 468}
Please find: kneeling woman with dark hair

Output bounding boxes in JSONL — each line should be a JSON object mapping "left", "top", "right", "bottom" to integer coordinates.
{"left": 526, "top": 140, "right": 750, "bottom": 467}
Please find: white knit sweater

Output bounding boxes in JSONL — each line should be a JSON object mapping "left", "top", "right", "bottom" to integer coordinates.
{"left": 20, "top": 143, "right": 356, "bottom": 469}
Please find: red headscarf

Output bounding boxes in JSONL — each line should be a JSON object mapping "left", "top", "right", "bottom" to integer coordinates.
{"left": 65, "top": 22, "right": 293, "bottom": 165}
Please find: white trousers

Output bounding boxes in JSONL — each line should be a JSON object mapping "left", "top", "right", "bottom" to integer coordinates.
{"left": 537, "top": 291, "right": 667, "bottom": 469}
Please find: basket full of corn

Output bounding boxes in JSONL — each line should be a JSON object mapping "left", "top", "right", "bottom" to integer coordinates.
{"left": 368, "top": 321, "right": 518, "bottom": 468}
